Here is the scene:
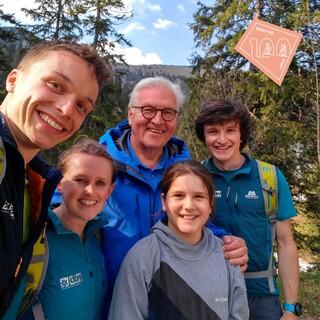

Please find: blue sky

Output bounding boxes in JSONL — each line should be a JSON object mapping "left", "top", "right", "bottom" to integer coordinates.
{"left": 1, "top": 0, "right": 204, "bottom": 66}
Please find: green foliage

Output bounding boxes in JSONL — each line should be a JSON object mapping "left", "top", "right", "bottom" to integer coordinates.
{"left": 278, "top": 271, "right": 320, "bottom": 319}
{"left": 22, "top": 0, "right": 83, "bottom": 41}
{"left": 187, "top": 0, "right": 320, "bottom": 254}
{"left": 75, "top": 0, "right": 132, "bottom": 62}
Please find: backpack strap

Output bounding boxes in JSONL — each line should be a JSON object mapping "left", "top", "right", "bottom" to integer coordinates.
{"left": 256, "top": 160, "right": 278, "bottom": 218}
{"left": 244, "top": 160, "right": 278, "bottom": 293}
{"left": 17, "top": 224, "right": 49, "bottom": 320}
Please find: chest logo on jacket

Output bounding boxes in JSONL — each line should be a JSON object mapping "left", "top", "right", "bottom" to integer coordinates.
{"left": 60, "top": 272, "right": 83, "bottom": 290}
{"left": 245, "top": 191, "right": 259, "bottom": 200}
{"left": 215, "top": 190, "right": 222, "bottom": 198}
{"left": 1, "top": 201, "right": 14, "bottom": 219}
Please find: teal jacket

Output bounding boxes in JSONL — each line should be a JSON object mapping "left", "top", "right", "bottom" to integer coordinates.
{"left": 204, "top": 155, "right": 297, "bottom": 296}
{"left": 23, "top": 210, "right": 107, "bottom": 320}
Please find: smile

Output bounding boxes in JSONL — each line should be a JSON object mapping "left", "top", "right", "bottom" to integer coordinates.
{"left": 149, "top": 128, "right": 164, "bottom": 134}
{"left": 79, "top": 199, "right": 97, "bottom": 206}
{"left": 180, "top": 215, "right": 198, "bottom": 220}
{"left": 214, "top": 145, "right": 231, "bottom": 150}
{"left": 39, "top": 112, "right": 63, "bottom": 131}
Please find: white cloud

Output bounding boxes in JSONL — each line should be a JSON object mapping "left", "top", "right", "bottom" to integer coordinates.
{"left": 147, "top": 4, "right": 161, "bottom": 12}
{"left": 1, "top": 0, "right": 37, "bottom": 24}
{"left": 123, "top": 0, "right": 161, "bottom": 14}
{"left": 153, "top": 18, "right": 176, "bottom": 30}
{"left": 177, "top": 4, "right": 186, "bottom": 13}
{"left": 121, "top": 22, "right": 146, "bottom": 35}
{"left": 115, "top": 46, "right": 163, "bottom": 65}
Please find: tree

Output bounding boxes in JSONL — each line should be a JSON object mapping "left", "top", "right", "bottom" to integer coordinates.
{"left": 186, "top": 0, "right": 320, "bottom": 256}
{"left": 75, "top": 0, "right": 131, "bottom": 62}
{"left": 22, "top": 0, "right": 82, "bottom": 40}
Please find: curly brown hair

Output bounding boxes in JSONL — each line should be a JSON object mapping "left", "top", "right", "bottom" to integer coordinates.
{"left": 194, "top": 99, "right": 252, "bottom": 150}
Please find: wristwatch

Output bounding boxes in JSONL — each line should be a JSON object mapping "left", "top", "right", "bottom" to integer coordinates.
{"left": 283, "top": 303, "right": 303, "bottom": 316}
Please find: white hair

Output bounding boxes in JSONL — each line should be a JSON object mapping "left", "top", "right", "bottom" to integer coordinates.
{"left": 128, "top": 77, "right": 185, "bottom": 110}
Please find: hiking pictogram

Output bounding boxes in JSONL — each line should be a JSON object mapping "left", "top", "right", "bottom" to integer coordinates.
{"left": 235, "top": 18, "right": 302, "bottom": 85}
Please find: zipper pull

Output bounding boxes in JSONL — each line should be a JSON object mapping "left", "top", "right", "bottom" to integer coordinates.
{"left": 14, "top": 257, "right": 23, "bottom": 278}
{"left": 40, "top": 221, "right": 47, "bottom": 244}
{"left": 226, "top": 186, "right": 231, "bottom": 200}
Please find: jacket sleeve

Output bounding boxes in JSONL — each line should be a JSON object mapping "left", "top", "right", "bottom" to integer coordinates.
{"left": 228, "top": 265, "right": 249, "bottom": 320}
{"left": 108, "top": 239, "right": 155, "bottom": 320}
{"left": 206, "top": 220, "right": 229, "bottom": 237}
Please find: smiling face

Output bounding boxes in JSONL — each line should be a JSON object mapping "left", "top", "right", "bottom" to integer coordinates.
{"left": 57, "top": 153, "right": 114, "bottom": 231}
{"left": 128, "top": 85, "right": 178, "bottom": 158}
{"left": 204, "top": 121, "right": 243, "bottom": 170}
{"left": 162, "top": 173, "right": 212, "bottom": 245}
{"left": 3, "top": 50, "right": 99, "bottom": 158}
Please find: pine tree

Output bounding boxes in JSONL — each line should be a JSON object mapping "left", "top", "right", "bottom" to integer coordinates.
{"left": 74, "top": 0, "right": 131, "bottom": 62}
{"left": 22, "top": 0, "right": 82, "bottom": 40}
{"left": 186, "top": 0, "right": 320, "bottom": 255}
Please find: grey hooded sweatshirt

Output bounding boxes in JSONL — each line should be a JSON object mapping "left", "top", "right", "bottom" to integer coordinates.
{"left": 109, "top": 220, "right": 249, "bottom": 320}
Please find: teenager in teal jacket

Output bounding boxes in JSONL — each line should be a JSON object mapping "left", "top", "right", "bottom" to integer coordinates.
{"left": 195, "top": 99, "right": 300, "bottom": 319}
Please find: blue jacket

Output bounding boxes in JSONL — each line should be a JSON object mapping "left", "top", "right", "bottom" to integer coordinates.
{"left": 23, "top": 210, "right": 107, "bottom": 320}
{"left": 99, "top": 120, "right": 226, "bottom": 315}
{"left": 203, "top": 155, "right": 297, "bottom": 296}
{"left": 99, "top": 121, "right": 190, "bottom": 292}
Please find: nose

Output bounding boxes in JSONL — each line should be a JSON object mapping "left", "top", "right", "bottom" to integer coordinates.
{"left": 151, "top": 110, "right": 165, "bottom": 124}
{"left": 183, "top": 196, "right": 195, "bottom": 210}
{"left": 217, "top": 131, "right": 226, "bottom": 143}
{"left": 58, "top": 97, "right": 76, "bottom": 117}
{"left": 84, "top": 183, "right": 94, "bottom": 194}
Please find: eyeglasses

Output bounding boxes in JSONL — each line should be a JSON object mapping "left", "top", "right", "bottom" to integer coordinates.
{"left": 131, "top": 105, "right": 178, "bottom": 121}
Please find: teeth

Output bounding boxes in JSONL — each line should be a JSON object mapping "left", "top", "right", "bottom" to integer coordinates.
{"left": 80, "top": 200, "right": 97, "bottom": 206}
{"left": 40, "top": 113, "right": 63, "bottom": 131}
{"left": 182, "top": 215, "right": 197, "bottom": 220}
{"left": 149, "top": 128, "right": 163, "bottom": 134}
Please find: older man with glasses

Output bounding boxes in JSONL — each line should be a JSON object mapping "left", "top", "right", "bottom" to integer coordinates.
{"left": 99, "top": 77, "right": 248, "bottom": 315}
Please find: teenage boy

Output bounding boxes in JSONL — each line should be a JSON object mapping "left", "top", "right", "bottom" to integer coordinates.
{"left": 194, "top": 99, "right": 301, "bottom": 320}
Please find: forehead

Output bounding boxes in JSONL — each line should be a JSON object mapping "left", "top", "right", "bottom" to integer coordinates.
{"left": 136, "top": 85, "right": 177, "bottom": 109}
{"left": 26, "top": 50, "right": 95, "bottom": 78}
{"left": 169, "top": 173, "right": 207, "bottom": 191}
{"left": 204, "top": 120, "right": 240, "bottom": 130}
{"left": 64, "top": 154, "right": 112, "bottom": 174}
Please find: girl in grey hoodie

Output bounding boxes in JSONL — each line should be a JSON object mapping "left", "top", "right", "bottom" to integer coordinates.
{"left": 109, "top": 160, "right": 249, "bottom": 320}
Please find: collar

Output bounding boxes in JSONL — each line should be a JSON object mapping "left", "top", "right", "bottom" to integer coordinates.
{"left": 48, "top": 209, "right": 107, "bottom": 238}
{"left": 0, "top": 113, "right": 18, "bottom": 149}
{"left": 205, "top": 153, "right": 252, "bottom": 177}
{"left": 126, "top": 133, "right": 169, "bottom": 170}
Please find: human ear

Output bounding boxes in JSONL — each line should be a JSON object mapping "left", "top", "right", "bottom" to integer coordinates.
{"left": 6, "top": 69, "right": 19, "bottom": 93}
{"left": 106, "top": 183, "right": 115, "bottom": 199}
{"left": 161, "top": 193, "right": 167, "bottom": 211}
{"left": 128, "top": 107, "right": 133, "bottom": 126}
{"left": 57, "top": 181, "right": 63, "bottom": 193}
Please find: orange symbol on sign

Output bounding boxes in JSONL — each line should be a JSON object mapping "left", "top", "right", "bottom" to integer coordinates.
{"left": 235, "top": 18, "right": 302, "bottom": 86}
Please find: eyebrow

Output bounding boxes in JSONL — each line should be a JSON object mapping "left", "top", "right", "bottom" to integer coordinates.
{"left": 52, "top": 71, "right": 95, "bottom": 106}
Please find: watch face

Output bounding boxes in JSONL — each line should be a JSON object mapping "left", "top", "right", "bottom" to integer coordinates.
{"left": 295, "top": 303, "right": 303, "bottom": 316}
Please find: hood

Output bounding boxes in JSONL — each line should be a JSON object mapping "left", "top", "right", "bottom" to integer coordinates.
{"left": 152, "top": 219, "right": 220, "bottom": 261}
{"left": 99, "top": 119, "right": 190, "bottom": 170}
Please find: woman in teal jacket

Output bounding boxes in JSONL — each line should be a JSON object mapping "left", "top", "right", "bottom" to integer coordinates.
{"left": 22, "top": 138, "right": 115, "bottom": 320}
